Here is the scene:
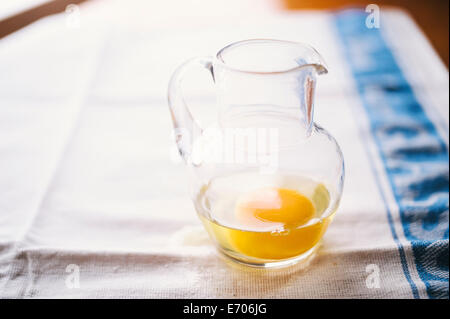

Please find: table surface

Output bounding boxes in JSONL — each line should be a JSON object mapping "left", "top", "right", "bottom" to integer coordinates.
{"left": 0, "top": 0, "right": 448, "bottom": 298}
{"left": 284, "top": 0, "right": 449, "bottom": 67}
{"left": 1, "top": 0, "right": 448, "bottom": 67}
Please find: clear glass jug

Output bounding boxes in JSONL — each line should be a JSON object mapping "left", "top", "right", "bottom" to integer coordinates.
{"left": 168, "top": 39, "right": 344, "bottom": 268}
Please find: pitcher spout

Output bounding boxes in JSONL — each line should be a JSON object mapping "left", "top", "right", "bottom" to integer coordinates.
{"left": 310, "top": 63, "right": 328, "bottom": 75}
{"left": 293, "top": 44, "right": 328, "bottom": 75}
{"left": 292, "top": 45, "right": 328, "bottom": 136}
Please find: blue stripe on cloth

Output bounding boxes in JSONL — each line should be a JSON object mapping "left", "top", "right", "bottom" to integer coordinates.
{"left": 334, "top": 10, "right": 449, "bottom": 299}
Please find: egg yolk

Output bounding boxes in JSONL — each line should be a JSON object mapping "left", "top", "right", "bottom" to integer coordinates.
{"left": 235, "top": 187, "right": 315, "bottom": 229}
{"left": 229, "top": 187, "right": 323, "bottom": 260}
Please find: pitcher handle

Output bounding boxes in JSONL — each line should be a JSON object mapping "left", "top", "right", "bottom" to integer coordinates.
{"left": 168, "top": 57, "right": 214, "bottom": 163}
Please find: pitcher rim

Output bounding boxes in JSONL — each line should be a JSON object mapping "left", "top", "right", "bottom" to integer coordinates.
{"left": 216, "top": 39, "right": 328, "bottom": 75}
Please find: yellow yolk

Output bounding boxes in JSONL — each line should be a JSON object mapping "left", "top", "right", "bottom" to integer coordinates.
{"left": 228, "top": 187, "right": 325, "bottom": 260}
{"left": 235, "top": 188, "right": 315, "bottom": 229}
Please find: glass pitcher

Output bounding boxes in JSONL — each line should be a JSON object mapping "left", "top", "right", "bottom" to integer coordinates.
{"left": 168, "top": 39, "right": 344, "bottom": 268}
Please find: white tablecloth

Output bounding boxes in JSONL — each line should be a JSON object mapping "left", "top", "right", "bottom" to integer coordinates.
{"left": 0, "top": 0, "right": 448, "bottom": 298}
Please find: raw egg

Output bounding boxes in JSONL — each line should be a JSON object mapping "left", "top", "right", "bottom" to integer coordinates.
{"left": 235, "top": 187, "right": 315, "bottom": 229}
